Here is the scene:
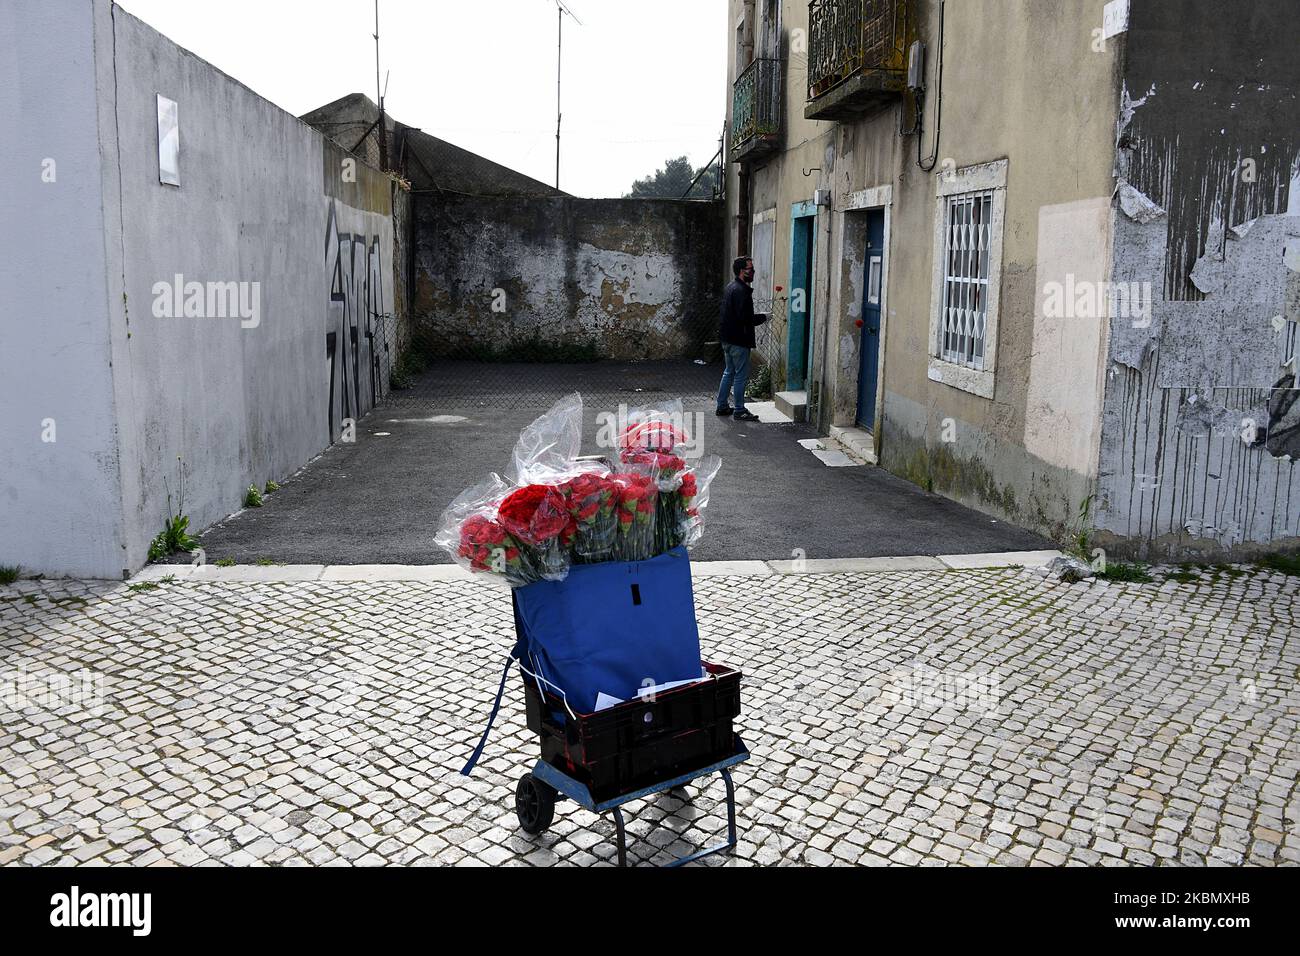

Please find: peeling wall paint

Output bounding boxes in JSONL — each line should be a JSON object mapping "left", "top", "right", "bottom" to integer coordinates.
{"left": 414, "top": 197, "right": 723, "bottom": 361}
{"left": 1095, "top": 0, "right": 1300, "bottom": 557}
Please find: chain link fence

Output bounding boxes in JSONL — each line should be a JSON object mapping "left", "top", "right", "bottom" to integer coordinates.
{"left": 378, "top": 310, "right": 725, "bottom": 410}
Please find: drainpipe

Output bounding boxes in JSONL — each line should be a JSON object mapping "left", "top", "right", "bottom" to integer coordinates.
{"left": 736, "top": 163, "right": 751, "bottom": 258}
{"left": 816, "top": 189, "right": 833, "bottom": 431}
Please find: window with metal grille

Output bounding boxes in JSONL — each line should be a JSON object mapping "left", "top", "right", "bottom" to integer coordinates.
{"left": 938, "top": 190, "right": 993, "bottom": 370}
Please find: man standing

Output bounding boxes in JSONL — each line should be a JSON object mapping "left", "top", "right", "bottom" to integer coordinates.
{"left": 717, "top": 255, "right": 768, "bottom": 421}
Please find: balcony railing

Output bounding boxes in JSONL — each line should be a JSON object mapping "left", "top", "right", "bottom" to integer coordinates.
{"left": 731, "top": 56, "right": 783, "bottom": 161}
{"left": 806, "top": 0, "right": 909, "bottom": 120}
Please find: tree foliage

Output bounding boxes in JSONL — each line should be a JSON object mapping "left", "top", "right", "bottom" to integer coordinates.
{"left": 626, "top": 155, "right": 720, "bottom": 199}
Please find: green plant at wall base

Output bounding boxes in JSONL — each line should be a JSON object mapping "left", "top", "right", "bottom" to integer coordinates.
{"left": 1256, "top": 552, "right": 1300, "bottom": 576}
{"left": 148, "top": 514, "right": 198, "bottom": 562}
{"left": 1072, "top": 494, "right": 1095, "bottom": 558}
{"left": 745, "top": 363, "right": 773, "bottom": 401}
{"left": 1097, "top": 562, "right": 1153, "bottom": 583}
{"left": 264, "top": 481, "right": 280, "bottom": 493}
{"left": 244, "top": 485, "right": 264, "bottom": 508}
{"left": 0, "top": 565, "right": 21, "bottom": 585}
{"left": 147, "top": 456, "right": 199, "bottom": 562}
{"left": 215, "top": 558, "right": 236, "bottom": 567}
{"left": 390, "top": 346, "right": 428, "bottom": 390}
{"left": 254, "top": 557, "right": 277, "bottom": 567}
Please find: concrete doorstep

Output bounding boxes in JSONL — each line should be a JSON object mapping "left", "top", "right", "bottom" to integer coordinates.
{"left": 129, "top": 550, "right": 1064, "bottom": 584}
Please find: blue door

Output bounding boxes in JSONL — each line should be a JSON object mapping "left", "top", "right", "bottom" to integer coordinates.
{"left": 856, "top": 210, "right": 884, "bottom": 429}
{"left": 788, "top": 210, "right": 815, "bottom": 390}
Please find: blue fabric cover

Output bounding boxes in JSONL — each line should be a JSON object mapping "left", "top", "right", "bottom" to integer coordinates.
{"left": 513, "top": 546, "right": 702, "bottom": 714}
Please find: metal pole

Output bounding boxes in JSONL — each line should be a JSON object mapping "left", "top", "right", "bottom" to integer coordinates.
{"left": 555, "top": 5, "right": 562, "bottom": 190}
{"left": 375, "top": 0, "right": 387, "bottom": 171}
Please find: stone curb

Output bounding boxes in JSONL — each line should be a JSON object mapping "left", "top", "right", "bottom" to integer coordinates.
{"left": 128, "top": 550, "right": 1064, "bottom": 583}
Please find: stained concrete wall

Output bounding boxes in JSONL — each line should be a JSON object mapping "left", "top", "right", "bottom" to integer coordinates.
{"left": 1093, "top": 0, "right": 1300, "bottom": 559}
{"left": 0, "top": 0, "right": 401, "bottom": 578}
{"left": 413, "top": 197, "right": 724, "bottom": 360}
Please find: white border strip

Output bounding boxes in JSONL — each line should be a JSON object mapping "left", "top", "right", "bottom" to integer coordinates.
{"left": 129, "top": 551, "right": 1064, "bottom": 583}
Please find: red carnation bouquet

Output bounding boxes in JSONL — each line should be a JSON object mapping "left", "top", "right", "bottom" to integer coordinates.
{"left": 497, "top": 483, "right": 574, "bottom": 580}
{"left": 559, "top": 470, "right": 619, "bottom": 561}
{"left": 435, "top": 473, "right": 574, "bottom": 586}
{"left": 435, "top": 394, "right": 723, "bottom": 586}
{"left": 619, "top": 418, "right": 689, "bottom": 455}
{"left": 609, "top": 472, "right": 658, "bottom": 561}
{"left": 636, "top": 453, "right": 721, "bottom": 553}
{"left": 672, "top": 455, "right": 721, "bottom": 549}
{"left": 455, "top": 514, "right": 530, "bottom": 587}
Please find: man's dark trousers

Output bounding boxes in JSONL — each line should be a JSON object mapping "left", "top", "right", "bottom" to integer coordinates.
{"left": 717, "top": 277, "right": 767, "bottom": 414}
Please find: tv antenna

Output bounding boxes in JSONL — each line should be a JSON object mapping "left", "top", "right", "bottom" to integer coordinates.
{"left": 373, "top": 0, "right": 389, "bottom": 171}
{"left": 552, "top": 0, "right": 582, "bottom": 191}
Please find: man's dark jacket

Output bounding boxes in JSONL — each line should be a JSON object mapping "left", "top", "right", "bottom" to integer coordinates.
{"left": 719, "top": 279, "right": 768, "bottom": 349}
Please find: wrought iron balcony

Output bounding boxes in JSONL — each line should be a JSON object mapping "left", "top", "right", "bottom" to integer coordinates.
{"left": 806, "top": 0, "right": 910, "bottom": 121}
{"left": 731, "top": 56, "right": 783, "bottom": 162}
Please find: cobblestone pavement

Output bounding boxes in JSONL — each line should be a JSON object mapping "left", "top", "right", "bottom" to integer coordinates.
{"left": 1, "top": 564, "right": 1297, "bottom": 867}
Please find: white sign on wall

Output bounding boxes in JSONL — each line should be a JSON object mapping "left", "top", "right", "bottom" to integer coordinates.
{"left": 1102, "top": 0, "right": 1130, "bottom": 40}
{"left": 156, "top": 94, "right": 179, "bottom": 186}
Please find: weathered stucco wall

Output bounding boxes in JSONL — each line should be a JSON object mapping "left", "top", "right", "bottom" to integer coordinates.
{"left": 872, "top": 0, "right": 1119, "bottom": 540}
{"left": 413, "top": 197, "right": 724, "bottom": 360}
{"left": 1094, "top": 0, "right": 1299, "bottom": 559}
{"left": 731, "top": 0, "right": 1118, "bottom": 540}
{"left": 1, "top": 0, "right": 402, "bottom": 578}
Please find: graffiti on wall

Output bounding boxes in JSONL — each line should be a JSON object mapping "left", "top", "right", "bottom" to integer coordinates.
{"left": 324, "top": 199, "right": 392, "bottom": 441}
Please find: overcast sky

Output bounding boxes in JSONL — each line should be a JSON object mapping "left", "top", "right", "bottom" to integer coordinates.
{"left": 115, "top": 0, "right": 728, "bottom": 198}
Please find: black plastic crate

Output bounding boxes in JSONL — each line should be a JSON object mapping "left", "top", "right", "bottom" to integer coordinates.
{"left": 523, "top": 661, "right": 741, "bottom": 801}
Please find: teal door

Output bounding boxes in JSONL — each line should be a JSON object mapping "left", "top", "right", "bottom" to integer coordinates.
{"left": 856, "top": 210, "right": 884, "bottom": 429}
{"left": 788, "top": 209, "right": 815, "bottom": 390}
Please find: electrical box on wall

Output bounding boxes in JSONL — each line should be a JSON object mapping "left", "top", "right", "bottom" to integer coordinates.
{"left": 906, "top": 41, "right": 926, "bottom": 92}
{"left": 814, "top": 188, "right": 831, "bottom": 207}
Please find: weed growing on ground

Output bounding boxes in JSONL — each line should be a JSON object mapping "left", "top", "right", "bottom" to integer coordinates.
{"left": 745, "top": 363, "right": 773, "bottom": 401}
{"left": 149, "top": 458, "right": 199, "bottom": 561}
{"left": 1097, "top": 562, "right": 1154, "bottom": 583}
{"left": 1256, "top": 552, "right": 1300, "bottom": 576}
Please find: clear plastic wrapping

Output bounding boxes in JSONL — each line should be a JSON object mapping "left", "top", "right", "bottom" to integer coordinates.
{"left": 676, "top": 454, "right": 722, "bottom": 549}
{"left": 508, "top": 391, "right": 584, "bottom": 485}
{"left": 433, "top": 474, "right": 537, "bottom": 587}
{"left": 433, "top": 393, "right": 722, "bottom": 584}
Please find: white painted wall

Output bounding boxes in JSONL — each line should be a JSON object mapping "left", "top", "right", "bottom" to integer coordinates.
{"left": 0, "top": 0, "right": 127, "bottom": 577}
{"left": 1, "top": 0, "right": 398, "bottom": 578}
{"left": 102, "top": 6, "right": 330, "bottom": 569}
{"left": 1025, "top": 197, "right": 1113, "bottom": 478}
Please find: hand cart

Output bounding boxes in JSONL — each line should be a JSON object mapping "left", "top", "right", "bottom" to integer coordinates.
{"left": 461, "top": 579, "right": 748, "bottom": 867}
{"left": 516, "top": 736, "right": 749, "bottom": 867}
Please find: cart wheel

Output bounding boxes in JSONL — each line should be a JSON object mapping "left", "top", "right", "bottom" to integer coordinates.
{"left": 515, "top": 773, "right": 556, "bottom": 835}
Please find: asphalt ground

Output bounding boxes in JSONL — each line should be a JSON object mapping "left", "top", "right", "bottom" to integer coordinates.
{"left": 175, "top": 360, "right": 1050, "bottom": 565}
